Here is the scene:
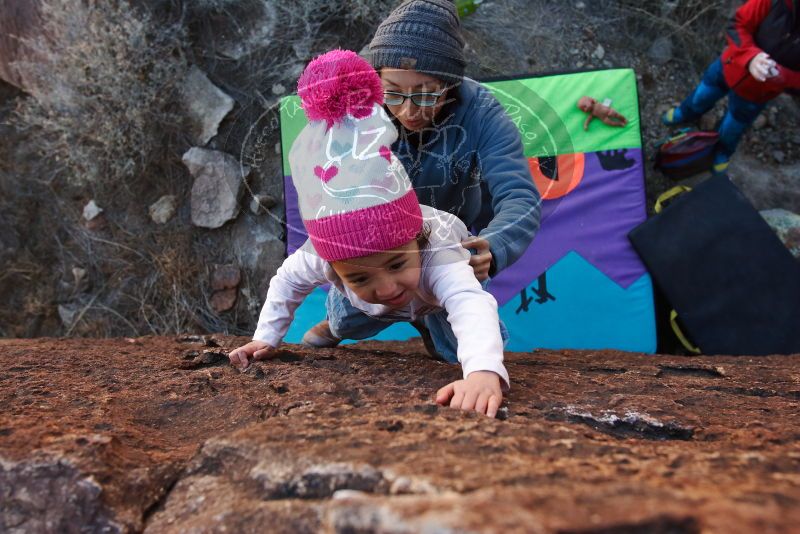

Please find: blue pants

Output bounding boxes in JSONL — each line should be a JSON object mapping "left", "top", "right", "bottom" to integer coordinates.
{"left": 325, "top": 286, "right": 509, "bottom": 364}
{"left": 678, "top": 58, "right": 766, "bottom": 157}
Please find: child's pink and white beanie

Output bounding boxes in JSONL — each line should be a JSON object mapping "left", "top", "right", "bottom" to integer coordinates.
{"left": 290, "top": 49, "right": 423, "bottom": 262}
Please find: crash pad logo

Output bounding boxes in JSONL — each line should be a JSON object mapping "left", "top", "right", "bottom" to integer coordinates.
{"left": 484, "top": 80, "right": 575, "bottom": 208}
{"left": 528, "top": 153, "right": 585, "bottom": 200}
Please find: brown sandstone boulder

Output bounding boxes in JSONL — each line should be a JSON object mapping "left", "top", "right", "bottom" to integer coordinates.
{"left": 1, "top": 337, "right": 798, "bottom": 532}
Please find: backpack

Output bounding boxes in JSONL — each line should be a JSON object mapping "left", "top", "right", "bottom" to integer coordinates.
{"left": 654, "top": 129, "right": 719, "bottom": 180}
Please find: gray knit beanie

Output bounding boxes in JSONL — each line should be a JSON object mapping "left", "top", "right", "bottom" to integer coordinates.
{"left": 368, "top": 0, "right": 466, "bottom": 85}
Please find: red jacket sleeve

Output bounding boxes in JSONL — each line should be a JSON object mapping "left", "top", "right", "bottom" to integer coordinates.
{"left": 780, "top": 65, "right": 800, "bottom": 89}
{"left": 725, "top": 0, "right": 773, "bottom": 70}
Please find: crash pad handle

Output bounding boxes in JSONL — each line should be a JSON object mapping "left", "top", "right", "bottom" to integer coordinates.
{"left": 655, "top": 185, "right": 692, "bottom": 214}
{"left": 669, "top": 309, "right": 701, "bottom": 354}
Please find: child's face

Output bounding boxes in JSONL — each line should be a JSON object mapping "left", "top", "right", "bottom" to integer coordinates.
{"left": 331, "top": 239, "right": 422, "bottom": 308}
{"left": 380, "top": 68, "right": 449, "bottom": 132}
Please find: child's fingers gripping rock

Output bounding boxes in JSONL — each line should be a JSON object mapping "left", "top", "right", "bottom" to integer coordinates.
{"left": 475, "top": 391, "right": 491, "bottom": 416}
{"left": 449, "top": 388, "right": 467, "bottom": 410}
{"left": 228, "top": 348, "right": 250, "bottom": 369}
{"left": 459, "top": 389, "right": 480, "bottom": 412}
{"left": 228, "top": 340, "right": 272, "bottom": 368}
{"left": 252, "top": 347, "right": 276, "bottom": 361}
{"left": 435, "top": 382, "right": 456, "bottom": 405}
{"left": 460, "top": 371, "right": 503, "bottom": 417}
{"left": 435, "top": 378, "right": 503, "bottom": 418}
{"left": 486, "top": 395, "right": 501, "bottom": 418}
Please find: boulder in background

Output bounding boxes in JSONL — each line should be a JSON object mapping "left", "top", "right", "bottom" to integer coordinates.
{"left": 183, "top": 147, "right": 248, "bottom": 229}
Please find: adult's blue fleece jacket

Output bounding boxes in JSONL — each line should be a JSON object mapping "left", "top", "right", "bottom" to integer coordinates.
{"left": 390, "top": 77, "right": 541, "bottom": 275}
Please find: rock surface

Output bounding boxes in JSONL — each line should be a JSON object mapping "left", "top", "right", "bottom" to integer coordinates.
{"left": 230, "top": 212, "right": 285, "bottom": 299}
{"left": 82, "top": 199, "right": 103, "bottom": 221}
{"left": 180, "top": 66, "right": 235, "bottom": 146}
{"left": 183, "top": 147, "right": 248, "bottom": 229}
{"left": 761, "top": 208, "right": 800, "bottom": 259}
{"left": 148, "top": 195, "right": 177, "bottom": 225}
{"left": 209, "top": 288, "right": 237, "bottom": 313}
{"left": 648, "top": 36, "right": 673, "bottom": 65}
{"left": 726, "top": 155, "right": 800, "bottom": 214}
{"left": 210, "top": 264, "right": 241, "bottom": 291}
{"left": 0, "top": 1, "right": 44, "bottom": 90}
{"left": 1, "top": 337, "right": 799, "bottom": 533}
{"left": 249, "top": 193, "right": 278, "bottom": 215}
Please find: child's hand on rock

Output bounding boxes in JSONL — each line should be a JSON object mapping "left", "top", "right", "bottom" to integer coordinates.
{"left": 435, "top": 371, "right": 503, "bottom": 418}
{"left": 228, "top": 340, "right": 273, "bottom": 369}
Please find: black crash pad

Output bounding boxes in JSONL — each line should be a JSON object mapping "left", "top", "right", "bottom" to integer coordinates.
{"left": 629, "top": 174, "right": 800, "bottom": 355}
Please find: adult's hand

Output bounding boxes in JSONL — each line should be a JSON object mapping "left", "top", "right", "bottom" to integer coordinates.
{"left": 461, "top": 236, "right": 492, "bottom": 282}
{"left": 749, "top": 52, "right": 776, "bottom": 82}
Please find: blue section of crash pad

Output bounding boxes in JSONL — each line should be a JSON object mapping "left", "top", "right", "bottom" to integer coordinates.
{"left": 283, "top": 287, "right": 419, "bottom": 345}
{"left": 498, "top": 251, "right": 656, "bottom": 353}
{"left": 283, "top": 250, "right": 655, "bottom": 354}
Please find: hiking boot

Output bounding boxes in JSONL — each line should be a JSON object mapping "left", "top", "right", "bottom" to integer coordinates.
{"left": 411, "top": 319, "right": 446, "bottom": 362}
{"left": 711, "top": 152, "right": 730, "bottom": 175}
{"left": 661, "top": 106, "right": 686, "bottom": 126}
{"left": 302, "top": 320, "right": 341, "bottom": 348}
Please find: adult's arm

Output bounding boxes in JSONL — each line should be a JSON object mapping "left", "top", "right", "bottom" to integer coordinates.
{"left": 252, "top": 245, "right": 329, "bottom": 347}
{"left": 474, "top": 89, "right": 541, "bottom": 274}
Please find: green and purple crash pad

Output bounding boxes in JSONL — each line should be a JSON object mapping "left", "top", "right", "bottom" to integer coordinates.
{"left": 278, "top": 69, "right": 656, "bottom": 353}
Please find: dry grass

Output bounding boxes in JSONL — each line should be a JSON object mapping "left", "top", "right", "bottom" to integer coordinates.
{"left": 604, "top": 0, "right": 734, "bottom": 68}
{"left": 2, "top": 0, "right": 393, "bottom": 338}
{"left": 11, "top": 0, "right": 188, "bottom": 187}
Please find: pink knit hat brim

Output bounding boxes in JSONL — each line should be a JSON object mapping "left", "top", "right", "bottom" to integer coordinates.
{"left": 305, "top": 190, "right": 423, "bottom": 261}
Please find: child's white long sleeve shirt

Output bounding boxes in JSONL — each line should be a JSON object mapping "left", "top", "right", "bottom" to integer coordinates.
{"left": 253, "top": 205, "right": 509, "bottom": 388}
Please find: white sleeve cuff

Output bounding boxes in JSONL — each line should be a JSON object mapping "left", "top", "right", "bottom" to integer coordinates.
{"left": 252, "top": 328, "right": 283, "bottom": 349}
{"left": 462, "top": 358, "right": 511, "bottom": 392}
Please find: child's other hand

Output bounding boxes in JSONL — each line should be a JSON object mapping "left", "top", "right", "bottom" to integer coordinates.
{"left": 228, "top": 340, "right": 273, "bottom": 369}
{"left": 435, "top": 371, "right": 503, "bottom": 418}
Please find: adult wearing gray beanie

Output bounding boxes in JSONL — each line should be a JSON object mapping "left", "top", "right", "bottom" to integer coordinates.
{"left": 368, "top": 0, "right": 466, "bottom": 85}
{"left": 303, "top": 0, "right": 542, "bottom": 363}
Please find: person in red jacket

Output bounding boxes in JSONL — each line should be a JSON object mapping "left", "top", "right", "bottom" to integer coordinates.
{"left": 663, "top": 0, "right": 800, "bottom": 174}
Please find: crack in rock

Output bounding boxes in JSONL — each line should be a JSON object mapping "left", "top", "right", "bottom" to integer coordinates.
{"left": 557, "top": 513, "right": 700, "bottom": 534}
{"left": 551, "top": 406, "right": 694, "bottom": 441}
{"left": 249, "top": 462, "right": 386, "bottom": 500}
{"left": 176, "top": 334, "right": 220, "bottom": 347}
{"left": 657, "top": 364, "right": 726, "bottom": 379}
{"left": 178, "top": 349, "right": 228, "bottom": 370}
{"left": 587, "top": 366, "right": 628, "bottom": 374}
{"left": 242, "top": 457, "right": 444, "bottom": 502}
{"left": 0, "top": 454, "right": 125, "bottom": 533}
{"left": 705, "top": 386, "right": 785, "bottom": 398}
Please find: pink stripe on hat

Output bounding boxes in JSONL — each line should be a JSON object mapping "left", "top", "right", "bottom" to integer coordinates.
{"left": 305, "top": 190, "right": 423, "bottom": 261}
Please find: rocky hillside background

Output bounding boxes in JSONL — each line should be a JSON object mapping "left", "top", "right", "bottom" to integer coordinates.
{"left": 1, "top": 0, "right": 798, "bottom": 339}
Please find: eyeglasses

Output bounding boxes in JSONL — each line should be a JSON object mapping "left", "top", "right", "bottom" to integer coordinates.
{"left": 383, "top": 90, "right": 446, "bottom": 107}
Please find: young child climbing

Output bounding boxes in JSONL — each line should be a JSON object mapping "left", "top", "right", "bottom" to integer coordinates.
{"left": 228, "top": 50, "right": 510, "bottom": 418}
